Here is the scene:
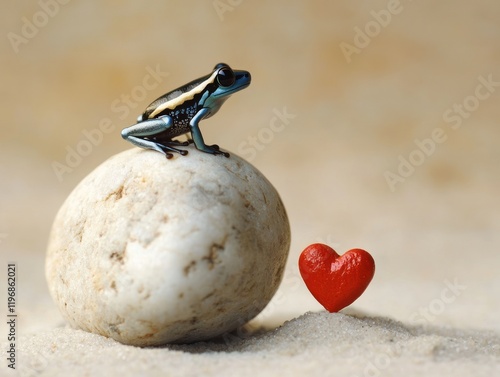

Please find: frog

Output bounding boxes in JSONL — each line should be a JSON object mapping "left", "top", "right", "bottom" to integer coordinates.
{"left": 121, "top": 63, "right": 251, "bottom": 159}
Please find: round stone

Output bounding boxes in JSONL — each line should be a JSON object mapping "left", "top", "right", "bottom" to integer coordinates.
{"left": 46, "top": 147, "right": 290, "bottom": 346}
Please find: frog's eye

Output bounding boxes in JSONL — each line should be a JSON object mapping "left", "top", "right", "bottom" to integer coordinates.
{"left": 217, "top": 67, "right": 235, "bottom": 87}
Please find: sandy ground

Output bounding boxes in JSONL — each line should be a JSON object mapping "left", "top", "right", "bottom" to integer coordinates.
{"left": 1, "top": 1, "right": 500, "bottom": 376}
{"left": 6, "top": 312, "right": 500, "bottom": 376}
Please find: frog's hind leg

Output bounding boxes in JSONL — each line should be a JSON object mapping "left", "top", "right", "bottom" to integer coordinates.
{"left": 121, "top": 116, "right": 188, "bottom": 158}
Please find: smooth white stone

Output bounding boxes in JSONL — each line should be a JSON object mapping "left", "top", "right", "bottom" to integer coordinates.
{"left": 46, "top": 147, "right": 290, "bottom": 346}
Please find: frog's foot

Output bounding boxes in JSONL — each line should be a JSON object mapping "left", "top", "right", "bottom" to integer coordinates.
{"left": 156, "top": 141, "right": 189, "bottom": 159}
{"left": 204, "top": 144, "right": 230, "bottom": 158}
{"left": 166, "top": 139, "right": 190, "bottom": 147}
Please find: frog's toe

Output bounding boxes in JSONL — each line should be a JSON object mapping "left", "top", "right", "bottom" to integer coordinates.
{"left": 212, "top": 146, "right": 229, "bottom": 157}
{"left": 157, "top": 142, "right": 189, "bottom": 158}
{"left": 170, "top": 139, "right": 190, "bottom": 147}
{"left": 212, "top": 147, "right": 230, "bottom": 158}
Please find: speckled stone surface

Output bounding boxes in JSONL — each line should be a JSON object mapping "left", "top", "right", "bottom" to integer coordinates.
{"left": 45, "top": 147, "right": 290, "bottom": 346}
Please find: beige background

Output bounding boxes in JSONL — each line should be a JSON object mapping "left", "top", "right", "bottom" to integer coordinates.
{"left": 0, "top": 0, "right": 499, "bottom": 372}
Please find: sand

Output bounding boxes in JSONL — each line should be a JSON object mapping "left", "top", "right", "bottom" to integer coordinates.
{"left": 3, "top": 311, "right": 498, "bottom": 376}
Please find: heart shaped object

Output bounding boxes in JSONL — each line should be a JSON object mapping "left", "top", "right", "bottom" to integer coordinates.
{"left": 299, "top": 244, "right": 375, "bottom": 312}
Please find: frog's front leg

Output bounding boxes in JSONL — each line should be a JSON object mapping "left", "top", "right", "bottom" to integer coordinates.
{"left": 190, "top": 108, "right": 230, "bottom": 157}
{"left": 121, "top": 116, "right": 188, "bottom": 159}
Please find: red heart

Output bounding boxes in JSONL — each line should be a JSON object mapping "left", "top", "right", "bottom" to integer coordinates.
{"left": 299, "top": 244, "right": 375, "bottom": 312}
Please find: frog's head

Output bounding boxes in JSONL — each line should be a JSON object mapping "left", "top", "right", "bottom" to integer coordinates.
{"left": 198, "top": 63, "right": 251, "bottom": 117}
{"left": 211, "top": 63, "right": 251, "bottom": 97}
